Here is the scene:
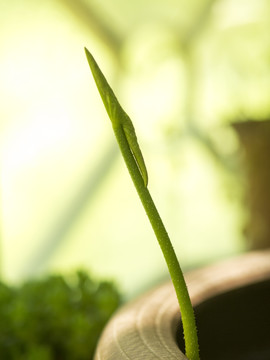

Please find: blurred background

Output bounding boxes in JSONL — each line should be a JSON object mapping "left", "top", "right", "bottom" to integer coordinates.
{"left": 1, "top": 0, "right": 270, "bottom": 299}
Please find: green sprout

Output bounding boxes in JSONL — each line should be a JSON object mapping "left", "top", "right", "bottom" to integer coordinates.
{"left": 85, "top": 48, "right": 200, "bottom": 360}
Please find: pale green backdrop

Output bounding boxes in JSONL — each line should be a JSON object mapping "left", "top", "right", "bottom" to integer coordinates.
{"left": 1, "top": 0, "right": 270, "bottom": 298}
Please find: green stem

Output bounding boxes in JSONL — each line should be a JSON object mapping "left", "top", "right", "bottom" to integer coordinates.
{"left": 84, "top": 48, "right": 200, "bottom": 360}
{"left": 115, "top": 125, "right": 199, "bottom": 360}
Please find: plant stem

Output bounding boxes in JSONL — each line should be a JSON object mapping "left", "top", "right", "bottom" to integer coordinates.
{"left": 85, "top": 48, "right": 200, "bottom": 360}
{"left": 115, "top": 125, "right": 199, "bottom": 360}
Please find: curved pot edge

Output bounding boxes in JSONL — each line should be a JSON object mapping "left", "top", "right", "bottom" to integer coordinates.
{"left": 94, "top": 250, "right": 270, "bottom": 360}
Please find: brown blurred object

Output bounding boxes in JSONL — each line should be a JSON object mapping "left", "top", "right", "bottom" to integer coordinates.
{"left": 233, "top": 119, "right": 270, "bottom": 250}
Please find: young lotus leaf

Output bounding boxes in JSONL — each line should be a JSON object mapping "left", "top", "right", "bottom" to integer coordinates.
{"left": 85, "top": 48, "right": 200, "bottom": 360}
{"left": 84, "top": 48, "right": 148, "bottom": 187}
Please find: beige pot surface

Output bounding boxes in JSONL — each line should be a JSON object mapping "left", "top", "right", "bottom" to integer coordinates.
{"left": 94, "top": 250, "right": 270, "bottom": 360}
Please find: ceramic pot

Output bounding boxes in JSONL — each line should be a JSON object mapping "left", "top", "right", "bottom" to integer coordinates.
{"left": 233, "top": 119, "right": 270, "bottom": 249}
{"left": 94, "top": 250, "right": 270, "bottom": 360}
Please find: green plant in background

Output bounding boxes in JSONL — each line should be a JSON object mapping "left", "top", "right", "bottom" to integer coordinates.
{"left": 85, "top": 48, "right": 200, "bottom": 360}
{"left": 0, "top": 271, "right": 121, "bottom": 359}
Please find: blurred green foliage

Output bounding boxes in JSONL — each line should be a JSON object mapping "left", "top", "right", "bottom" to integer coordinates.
{"left": 0, "top": 271, "right": 121, "bottom": 359}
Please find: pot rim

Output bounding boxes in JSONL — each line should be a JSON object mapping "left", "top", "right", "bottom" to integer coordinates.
{"left": 94, "top": 250, "right": 270, "bottom": 360}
